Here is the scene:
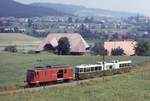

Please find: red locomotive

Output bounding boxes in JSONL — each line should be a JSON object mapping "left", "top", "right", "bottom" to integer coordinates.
{"left": 26, "top": 64, "right": 73, "bottom": 86}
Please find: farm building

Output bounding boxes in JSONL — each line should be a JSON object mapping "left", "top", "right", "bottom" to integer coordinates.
{"left": 36, "top": 33, "right": 89, "bottom": 55}
{"left": 104, "top": 40, "right": 137, "bottom": 56}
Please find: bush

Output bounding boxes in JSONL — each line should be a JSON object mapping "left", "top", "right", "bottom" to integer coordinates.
{"left": 111, "top": 47, "right": 125, "bottom": 56}
{"left": 4, "top": 45, "right": 17, "bottom": 53}
{"left": 135, "top": 40, "right": 150, "bottom": 56}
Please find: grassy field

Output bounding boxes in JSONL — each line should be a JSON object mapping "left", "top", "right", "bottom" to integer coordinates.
{"left": 0, "top": 52, "right": 150, "bottom": 88}
{"left": 0, "top": 33, "right": 42, "bottom": 51}
{"left": 0, "top": 59, "right": 150, "bottom": 101}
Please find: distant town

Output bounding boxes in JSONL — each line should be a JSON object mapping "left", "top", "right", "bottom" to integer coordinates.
{"left": 0, "top": 15, "right": 150, "bottom": 40}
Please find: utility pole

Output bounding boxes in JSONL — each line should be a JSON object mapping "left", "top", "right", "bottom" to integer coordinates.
{"left": 102, "top": 38, "right": 105, "bottom": 81}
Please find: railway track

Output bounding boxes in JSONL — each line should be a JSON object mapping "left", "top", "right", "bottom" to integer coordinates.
{"left": 0, "top": 79, "right": 94, "bottom": 95}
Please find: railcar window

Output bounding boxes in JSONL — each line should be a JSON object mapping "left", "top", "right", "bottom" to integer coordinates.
{"left": 84, "top": 68, "right": 86, "bottom": 72}
{"left": 91, "top": 67, "right": 94, "bottom": 71}
{"left": 79, "top": 68, "right": 83, "bottom": 73}
{"left": 109, "top": 66, "right": 113, "bottom": 69}
{"left": 87, "top": 68, "right": 91, "bottom": 72}
{"left": 99, "top": 66, "right": 102, "bottom": 70}
{"left": 95, "top": 67, "right": 98, "bottom": 71}
{"left": 119, "top": 64, "right": 124, "bottom": 67}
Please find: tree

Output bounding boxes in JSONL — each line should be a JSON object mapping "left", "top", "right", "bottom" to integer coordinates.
{"left": 4, "top": 45, "right": 17, "bottom": 53}
{"left": 57, "top": 37, "right": 70, "bottom": 55}
{"left": 77, "top": 24, "right": 92, "bottom": 38}
{"left": 28, "top": 19, "right": 33, "bottom": 28}
{"left": 111, "top": 47, "right": 125, "bottom": 56}
{"left": 84, "top": 17, "right": 94, "bottom": 23}
{"left": 135, "top": 40, "right": 150, "bottom": 56}
{"left": 91, "top": 42, "right": 108, "bottom": 55}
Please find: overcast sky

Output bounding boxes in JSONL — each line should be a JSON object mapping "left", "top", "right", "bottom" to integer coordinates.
{"left": 14, "top": 0, "right": 150, "bottom": 16}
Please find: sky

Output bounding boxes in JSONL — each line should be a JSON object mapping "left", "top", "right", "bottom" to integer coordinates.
{"left": 14, "top": 0, "right": 150, "bottom": 16}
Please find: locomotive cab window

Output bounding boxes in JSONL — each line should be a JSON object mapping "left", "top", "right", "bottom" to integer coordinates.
{"left": 64, "top": 69, "right": 67, "bottom": 74}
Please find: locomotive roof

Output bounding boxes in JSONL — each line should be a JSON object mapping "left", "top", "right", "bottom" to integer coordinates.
{"left": 29, "top": 64, "right": 71, "bottom": 71}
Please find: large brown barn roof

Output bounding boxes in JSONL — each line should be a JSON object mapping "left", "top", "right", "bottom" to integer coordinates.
{"left": 37, "top": 33, "right": 89, "bottom": 53}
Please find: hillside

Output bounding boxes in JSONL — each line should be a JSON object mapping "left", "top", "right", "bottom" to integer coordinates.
{"left": 0, "top": 0, "right": 66, "bottom": 17}
{"left": 32, "top": 3, "right": 138, "bottom": 18}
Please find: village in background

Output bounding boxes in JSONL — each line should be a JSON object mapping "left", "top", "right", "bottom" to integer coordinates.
{"left": 1, "top": 15, "right": 150, "bottom": 56}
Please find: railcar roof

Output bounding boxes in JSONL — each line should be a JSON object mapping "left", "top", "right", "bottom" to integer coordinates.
{"left": 76, "top": 64, "right": 102, "bottom": 68}
{"left": 75, "top": 60, "right": 132, "bottom": 69}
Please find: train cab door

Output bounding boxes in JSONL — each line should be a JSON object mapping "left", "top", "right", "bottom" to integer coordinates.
{"left": 57, "top": 69, "right": 64, "bottom": 80}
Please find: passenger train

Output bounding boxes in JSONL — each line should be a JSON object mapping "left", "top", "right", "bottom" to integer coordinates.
{"left": 26, "top": 60, "right": 132, "bottom": 86}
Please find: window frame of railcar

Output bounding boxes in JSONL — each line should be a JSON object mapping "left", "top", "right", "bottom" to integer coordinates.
{"left": 98, "top": 66, "right": 102, "bottom": 70}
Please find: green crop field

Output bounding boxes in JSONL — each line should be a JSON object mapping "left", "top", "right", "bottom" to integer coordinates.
{"left": 0, "top": 52, "right": 150, "bottom": 89}
{"left": 0, "top": 33, "right": 42, "bottom": 51}
{"left": 0, "top": 33, "right": 40, "bottom": 43}
{"left": 0, "top": 57, "right": 150, "bottom": 101}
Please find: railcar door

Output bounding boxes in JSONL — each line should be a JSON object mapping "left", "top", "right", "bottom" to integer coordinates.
{"left": 57, "top": 69, "right": 64, "bottom": 80}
